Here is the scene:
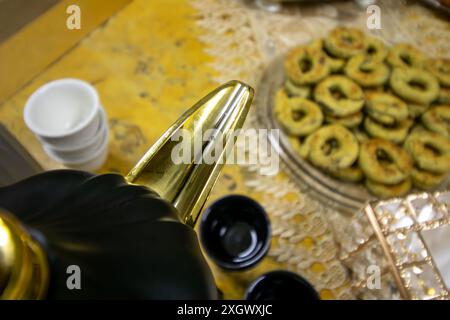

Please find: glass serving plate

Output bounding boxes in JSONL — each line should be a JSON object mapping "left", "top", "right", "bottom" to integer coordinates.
{"left": 255, "top": 55, "right": 450, "bottom": 215}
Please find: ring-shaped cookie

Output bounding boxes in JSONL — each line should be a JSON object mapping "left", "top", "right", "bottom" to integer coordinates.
{"left": 411, "top": 167, "right": 448, "bottom": 190}
{"left": 422, "top": 105, "right": 450, "bottom": 138}
{"left": 285, "top": 46, "right": 330, "bottom": 85}
{"left": 324, "top": 27, "right": 366, "bottom": 59}
{"left": 314, "top": 75, "right": 365, "bottom": 117}
{"left": 365, "top": 92, "right": 409, "bottom": 125}
{"left": 345, "top": 54, "right": 390, "bottom": 87}
{"left": 387, "top": 43, "right": 426, "bottom": 69}
{"left": 364, "top": 36, "right": 388, "bottom": 62}
{"left": 328, "top": 164, "right": 364, "bottom": 182}
{"left": 275, "top": 95, "right": 323, "bottom": 136}
{"left": 364, "top": 117, "right": 413, "bottom": 144}
{"left": 365, "top": 178, "right": 412, "bottom": 198}
{"left": 325, "top": 112, "right": 363, "bottom": 128}
{"left": 390, "top": 67, "right": 440, "bottom": 105}
{"left": 359, "top": 139, "right": 412, "bottom": 184}
{"left": 284, "top": 80, "right": 311, "bottom": 98}
{"left": 288, "top": 134, "right": 315, "bottom": 159}
{"left": 308, "top": 124, "right": 359, "bottom": 170}
{"left": 427, "top": 58, "right": 450, "bottom": 87}
{"left": 309, "top": 39, "right": 345, "bottom": 73}
{"left": 404, "top": 131, "right": 450, "bottom": 173}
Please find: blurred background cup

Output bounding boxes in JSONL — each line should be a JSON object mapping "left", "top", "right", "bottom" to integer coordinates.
{"left": 24, "top": 78, "right": 109, "bottom": 171}
{"left": 43, "top": 107, "right": 109, "bottom": 171}
{"left": 24, "top": 78, "right": 100, "bottom": 147}
{"left": 199, "top": 195, "right": 271, "bottom": 271}
{"left": 245, "top": 270, "right": 320, "bottom": 300}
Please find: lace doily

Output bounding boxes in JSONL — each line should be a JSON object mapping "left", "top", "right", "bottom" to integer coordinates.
{"left": 191, "top": 0, "right": 450, "bottom": 299}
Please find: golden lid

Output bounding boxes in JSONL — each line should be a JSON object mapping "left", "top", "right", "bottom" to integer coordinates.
{"left": 0, "top": 209, "right": 49, "bottom": 299}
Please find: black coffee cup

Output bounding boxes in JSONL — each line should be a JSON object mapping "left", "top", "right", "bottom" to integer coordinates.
{"left": 199, "top": 195, "right": 271, "bottom": 270}
{"left": 245, "top": 271, "right": 320, "bottom": 300}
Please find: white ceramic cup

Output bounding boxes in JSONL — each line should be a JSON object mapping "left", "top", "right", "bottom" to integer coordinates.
{"left": 44, "top": 107, "right": 108, "bottom": 162}
{"left": 44, "top": 122, "right": 109, "bottom": 172}
{"left": 24, "top": 78, "right": 101, "bottom": 149}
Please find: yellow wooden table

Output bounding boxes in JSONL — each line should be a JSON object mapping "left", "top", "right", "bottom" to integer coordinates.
{"left": 0, "top": 0, "right": 290, "bottom": 300}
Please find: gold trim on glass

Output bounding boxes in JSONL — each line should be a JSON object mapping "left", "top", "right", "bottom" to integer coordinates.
{"left": 342, "top": 192, "right": 450, "bottom": 300}
{"left": 364, "top": 204, "right": 411, "bottom": 300}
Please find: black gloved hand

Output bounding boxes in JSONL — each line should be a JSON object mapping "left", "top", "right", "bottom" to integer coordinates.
{"left": 0, "top": 170, "right": 217, "bottom": 299}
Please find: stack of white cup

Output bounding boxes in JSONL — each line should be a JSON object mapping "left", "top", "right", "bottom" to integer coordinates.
{"left": 24, "top": 78, "right": 109, "bottom": 172}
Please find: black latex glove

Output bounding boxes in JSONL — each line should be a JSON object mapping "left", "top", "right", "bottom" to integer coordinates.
{"left": 0, "top": 170, "right": 217, "bottom": 299}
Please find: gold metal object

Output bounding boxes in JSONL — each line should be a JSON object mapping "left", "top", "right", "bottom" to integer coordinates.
{"left": 341, "top": 191, "right": 450, "bottom": 300}
{"left": 0, "top": 209, "right": 49, "bottom": 299}
{"left": 127, "top": 80, "right": 254, "bottom": 227}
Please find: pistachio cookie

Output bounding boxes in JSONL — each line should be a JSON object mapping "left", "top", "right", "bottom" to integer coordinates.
{"left": 324, "top": 27, "right": 366, "bottom": 59}
{"left": 404, "top": 130, "right": 450, "bottom": 173}
{"left": 275, "top": 95, "right": 323, "bottom": 137}
{"left": 308, "top": 124, "right": 359, "bottom": 171}
{"left": 422, "top": 105, "right": 450, "bottom": 137}
{"left": 345, "top": 54, "right": 390, "bottom": 87}
{"left": 387, "top": 43, "right": 426, "bottom": 69}
{"left": 364, "top": 92, "right": 409, "bottom": 125}
{"left": 285, "top": 45, "right": 330, "bottom": 85}
{"left": 359, "top": 139, "right": 412, "bottom": 185}
{"left": 314, "top": 75, "right": 365, "bottom": 116}
{"left": 365, "top": 178, "right": 412, "bottom": 198}
{"left": 390, "top": 67, "right": 440, "bottom": 105}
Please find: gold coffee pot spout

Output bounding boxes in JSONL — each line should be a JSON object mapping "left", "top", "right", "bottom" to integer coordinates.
{"left": 126, "top": 81, "right": 254, "bottom": 227}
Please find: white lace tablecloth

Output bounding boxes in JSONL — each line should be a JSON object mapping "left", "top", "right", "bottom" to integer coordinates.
{"left": 191, "top": 0, "right": 450, "bottom": 299}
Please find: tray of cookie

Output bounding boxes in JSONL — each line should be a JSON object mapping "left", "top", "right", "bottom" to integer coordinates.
{"left": 256, "top": 26, "right": 450, "bottom": 214}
